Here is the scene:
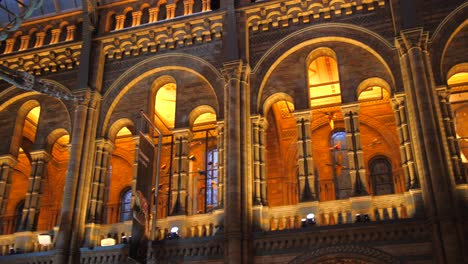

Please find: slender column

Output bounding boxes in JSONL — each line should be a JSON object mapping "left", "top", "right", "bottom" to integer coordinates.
{"left": 87, "top": 139, "right": 114, "bottom": 224}
{"left": 294, "top": 110, "right": 317, "bottom": 201}
{"left": 171, "top": 129, "right": 192, "bottom": 215}
{"left": 341, "top": 104, "right": 368, "bottom": 196}
{"left": 166, "top": 4, "right": 176, "bottom": 19}
{"left": 437, "top": 88, "right": 466, "bottom": 184}
{"left": 3, "top": 39, "right": 15, "bottom": 54}
{"left": 19, "top": 35, "right": 30, "bottom": 51}
{"left": 149, "top": 8, "right": 159, "bottom": 23}
{"left": 202, "top": 0, "right": 211, "bottom": 11}
{"left": 65, "top": 25, "right": 76, "bottom": 42}
{"left": 252, "top": 116, "right": 268, "bottom": 205}
{"left": 132, "top": 11, "right": 142, "bottom": 27}
{"left": 391, "top": 95, "right": 420, "bottom": 189}
{"left": 115, "top": 15, "right": 125, "bottom": 30}
{"left": 396, "top": 29, "right": 463, "bottom": 263}
{"left": 216, "top": 121, "right": 225, "bottom": 208}
{"left": 34, "top": 32, "right": 45, "bottom": 48}
{"left": 184, "top": 0, "right": 194, "bottom": 15}
{"left": 50, "top": 29, "right": 62, "bottom": 45}
{"left": 0, "top": 155, "right": 17, "bottom": 233}
{"left": 19, "top": 150, "right": 50, "bottom": 231}
{"left": 222, "top": 60, "right": 252, "bottom": 264}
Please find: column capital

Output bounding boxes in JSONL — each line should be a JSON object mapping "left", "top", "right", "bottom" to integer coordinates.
{"left": 341, "top": 103, "right": 360, "bottom": 115}
{"left": 30, "top": 150, "right": 51, "bottom": 162}
{"left": 95, "top": 138, "right": 115, "bottom": 152}
{"left": 390, "top": 94, "right": 406, "bottom": 109}
{"left": 173, "top": 128, "right": 193, "bottom": 140}
{"left": 293, "top": 110, "right": 311, "bottom": 122}
{"left": 0, "top": 154, "right": 18, "bottom": 167}
{"left": 222, "top": 60, "right": 250, "bottom": 83}
{"left": 395, "top": 28, "right": 429, "bottom": 55}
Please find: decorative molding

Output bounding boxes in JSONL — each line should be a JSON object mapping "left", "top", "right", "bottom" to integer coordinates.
{"left": 101, "top": 14, "right": 224, "bottom": 60}
{"left": 246, "top": 0, "right": 386, "bottom": 33}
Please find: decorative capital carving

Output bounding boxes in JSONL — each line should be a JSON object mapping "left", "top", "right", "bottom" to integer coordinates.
{"left": 30, "top": 150, "right": 51, "bottom": 162}
{"left": 293, "top": 110, "right": 311, "bottom": 123}
{"left": 341, "top": 103, "right": 360, "bottom": 116}
{"left": 395, "top": 28, "right": 429, "bottom": 55}
{"left": 0, "top": 154, "right": 18, "bottom": 167}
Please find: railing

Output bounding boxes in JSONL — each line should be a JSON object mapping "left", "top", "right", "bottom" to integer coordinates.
{"left": 0, "top": 229, "right": 57, "bottom": 256}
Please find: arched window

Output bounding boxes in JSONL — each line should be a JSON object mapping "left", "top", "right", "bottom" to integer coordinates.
{"left": 308, "top": 55, "right": 341, "bottom": 107}
{"left": 370, "top": 156, "right": 394, "bottom": 195}
{"left": 330, "top": 130, "right": 351, "bottom": 199}
{"left": 15, "top": 200, "right": 25, "bottom": 232}
{"left": 206, "top": 149, "right": 218, "bottom": 209}
{"left": 120, "top": 188, "right": 132, "bottom": 222}
{"left": 155, "top": 82, "right": 176, "bottom": 129}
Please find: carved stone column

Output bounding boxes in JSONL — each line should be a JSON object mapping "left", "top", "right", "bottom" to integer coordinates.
{"left": 222, "top": 60, "right": 252, "bottom": 264}
{"left": 87, "top": 139, "right": 114, "bottom": 224}
{"left": 19, "top": 35, "right": 30, "bottom": 51}
{"left": 50, "top": 29, "right": 62, "bottom": 45}
{"left": 294, "top": 110, "right": 317, "bottom": 201}
{"left": 65, "top": 25, "right": 76, "bottom": 42}
{"left": 19, "top": 150, "right": 50, "bottom": 231}
{"left": 437, "top": 88, "right": 466, "bottom": 184}
{"left": 216, "top": 121, "right": 225, "bottom": 208}
{"left": 115, "top": 15, "right": 125, "bottom": 30}
{"left": 149, "top": 7, "right": 159, "bottom": 23}
{"left": 166, "top": 4, "right": 176, "bottom": 19}
{"left": 132, "top": 11, "right": 142, "bottom": 27}
{"left": 171, "top": 129, "right": 192, "bottom": 215}
{"left": 0, "top": 155, "right": 17, "bottom": 233}
{"left": 252, "top": 115, "right": 267, "bottom": 205}
{"left": 3, "top": 38, "right": 14, "bottom": 54}
{"left": 341, "top": 104, "right": 368, "bottom": 196}
{"left": 202, "top": 0, "right": 211, "bottom": 11}
{"left": 34, "top": 32, "right": 45, "bottom": 48}
{"left": 184, "top": 0, "right": 194, "bottom": 15}
{"left": 391, "top": 95, "right": 420, "bottom": 189}
{"left": 396, "top": 28, "right": 463, "bottom": 263}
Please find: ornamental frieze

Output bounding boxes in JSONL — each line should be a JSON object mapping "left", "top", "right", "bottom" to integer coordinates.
{"left": 100, "top": 13, "right": 223, "bottom": 60}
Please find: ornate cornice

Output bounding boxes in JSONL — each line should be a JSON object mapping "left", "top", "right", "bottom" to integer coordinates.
{"left": 245, "top": 0, "right": 386, "bottom": 33}
{"left": 100, "top": 13, "right": 224, "bottom": 60}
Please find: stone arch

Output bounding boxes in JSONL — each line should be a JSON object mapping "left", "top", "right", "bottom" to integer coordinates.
{"left": 356, "top": 77, "right": 393, "bottom": 98}
{"left": 262, "top": 92, "right": 295, "bottom": 116}
{"left": 9, "top": 99, "right": 41, "bottom": 157}
{"left": 288, "top": 245, "right": 400, "bottom": 264}
{"left": 101, "top": 53, "right": 223, "bottom": 136}
{"left": 447, "top": 62, "right": 468, "bottom": 82}
{"left": 45, "top": 128, "right": 69, "bottom": 154}
{"left": 430, "top": 2, "right": 468, "bottom": 84}
{"left": 253, "top": 23, "right": 398, "bottom": 111}
{"left": 107, "top": 118, "right": 136, "bottom": 143}
{"left": 188, "top": 105, "right": 217, "bottom": 129}
{"left": 306, "top": 47, "right": 338, "bottom": 66}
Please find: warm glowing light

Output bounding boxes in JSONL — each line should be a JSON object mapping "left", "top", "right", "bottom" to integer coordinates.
{"left": 56, "top": 135, "right": 69, "bottom": 147}
{"left": 358, "top": 86, "right": 389, "bottom": 101}
{"left": 308, "top": 56, "right": 341, "bottom": 107}
{"left": 193, "top": 113, "right": 216, "bottom": 125}
{"left": 448, "top": 72, "right": 468, "bottom": 86}
{"left": 155, "top": 83, "right": 176, "bottom": 129}
{"left": 117, "top": 127, "right": 132, "bottom": 137}
{"left": 27, "top": 106, "right": 41, "bottom": 125}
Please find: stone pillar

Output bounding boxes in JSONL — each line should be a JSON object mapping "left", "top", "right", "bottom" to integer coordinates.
{"left": 3, "top": 38, "right": 15, "bottom": 54}
{"left": 132, "top": 11, "right": 142, "bottom": 27}
{"left": 115, "top": 15, "right": 125, "bottom": 30}
{"left": 50, "top": 29, "right": 62, "bottom": 45}
{"left": 252, "top": 115, "right": 267, "bottom": 205}
{"left": 294, "top": 110, "right": 317, "bottom": 201}
{"left": 0, "top": 155, "right": 17, "bottom": 233}
{"left": 171, "top": 129, "right": 192, "bottom": 215}
{"left": 341, "top": 104, "right": 368, "bottom": 196}
{"left": 34, "top": 32, "right": 45, "bottom": 48}
{"left": 222, "top": 60, "right": 252, "bottom": 264}
{"left": 216, "top": 121, "right": 225, "bottom": 208}
{"left": 87, "top": 139, "right": 114, "bottom": 224}
{"left": 391, "top": 95, "right": 420, "bottom": 190}
{"left": 202, "top": 0, "right": 211, "bottom": 11}
{"left": 65, "top": 25, "right": 76, "bottom": 42}
{"left": 149, "top": 7, "right": 159, "bottom": 23}
{"left": 437, "top": 88, "right": 466, "bottom": 184}
{"left": 19, "top": 35, "right": 30, "bottom": 51}
{"left": 184, "top": 0, "right": 194, "bottom": 15}
{"left": 396, "top": 28, "right": 463, "bottom": 263}
{"left": 166, "top": 4, "right": 176, "bottom": 19}
{"left": 19, "top": 150, "right": 50, "bottom": 231}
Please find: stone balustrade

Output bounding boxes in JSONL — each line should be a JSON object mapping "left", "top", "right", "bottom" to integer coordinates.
{"left": 0, "top": 229, "right": 57, "bottom": 256}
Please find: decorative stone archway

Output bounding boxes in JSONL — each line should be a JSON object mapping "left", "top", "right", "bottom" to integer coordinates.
{"left": 288, "top": 245, "right": 400, "bottom": 264}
